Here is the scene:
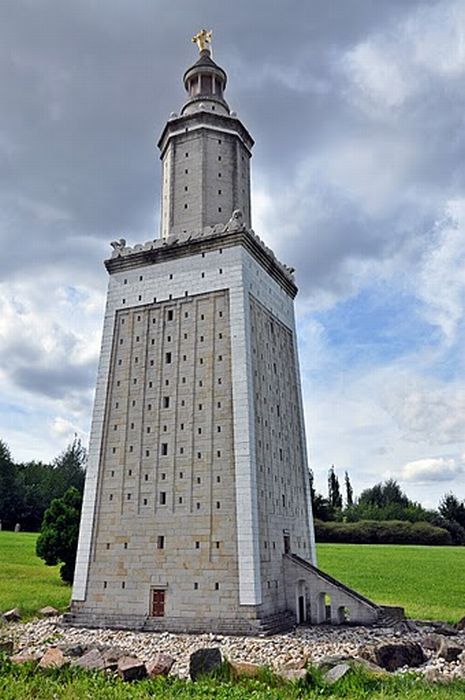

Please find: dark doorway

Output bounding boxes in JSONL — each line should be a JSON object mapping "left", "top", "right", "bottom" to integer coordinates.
{"left": 283, "top": 534, "right": 290, "bottom": 554}
{"left": 298, "top": 595, "right": 305, "bottom": 623}
{"left": 151, "top": 589, "right": 165, "bottom": 617}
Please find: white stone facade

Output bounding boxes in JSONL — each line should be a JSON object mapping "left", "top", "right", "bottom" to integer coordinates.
{"left": 70, "top": 42, "right": 382, "bottom": 633}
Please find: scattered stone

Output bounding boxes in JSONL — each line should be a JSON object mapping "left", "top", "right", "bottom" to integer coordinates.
{"left": 117, "top": 655, "right": 147, "bottom": 682}
{"left": 60, "top": 643, "right": 88, "bottom": 658}
{"left": 102, "top": 646, "right": 126, "bottom": 670}
{"left": 0, "top": 640, "right": 13, "bottom": 654}
{"left": 229, "top": 660, "right": 262, "bottom": 678}
{"left": 278, "top": 668, "right": 307, "bottom": 682}
{"left": 361, "top": 642, "right": 426, "bottom": 671}
{"left": 3, "top": 616, "right": 465, "bottom": 683}
{"left": 456, "top": 616, "right": 465, "bottom": 632}
{"left": 10, "top": 652, "right": 39, "bottom": 665}
{"left": 324, "top": 663, "right": 351, "bottom": 684}
{"left": 393, "top": 620, "right": 418, "bottom": 633}
{"left": 39, "top": 606, "right": 59, "bottom": 618}
{"left": 431, "top": 622, "right": 458, "bottom": 637}
{"left": 189, "top": 647, "right": 222, "bottom": 681}
{"left": 146, "top": 652, "right": 175, "bottom": 677}
{"left": 422, "top": 634, "right": 442, "bottom": 651}
{"left": 72, "top": 648, "right": 105, "bottom": 671}
{"left": 437, "top": 638, "right": 464, "bottom": 663}
{"left": 38, "top": 647, "right": 67, "bottom": 669}
{"left": 3, "top": 608, "right": 21, "bottom": 623}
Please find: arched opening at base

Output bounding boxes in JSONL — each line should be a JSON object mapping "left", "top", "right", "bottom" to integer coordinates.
{"left": 338, "top": 606, "right": 350, "bottom": 624}
{"left": 295, "top": 579, "right": 307, "bottom": 623}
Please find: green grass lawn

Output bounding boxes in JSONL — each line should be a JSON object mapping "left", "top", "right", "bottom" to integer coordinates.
{"left": 0, "top": 532, "right": 70, "bottom": 617}
{"left": 1, "top": 661, "right": 465, "bottom": 700}
{"left": 317, "top": 542, "right": 465, "bottom": 623}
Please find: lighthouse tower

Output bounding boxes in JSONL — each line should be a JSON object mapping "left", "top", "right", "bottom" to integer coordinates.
{"left": 69, "top": 32, "right": 381, "bottom": 633}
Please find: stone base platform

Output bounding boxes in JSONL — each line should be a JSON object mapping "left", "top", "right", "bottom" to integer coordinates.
{"left": 61, "top": 610, "right": 296, "bottom": 637}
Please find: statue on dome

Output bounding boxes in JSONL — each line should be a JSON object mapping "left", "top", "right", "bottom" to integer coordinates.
{"left": 192, "top": 29, "right": 212, "bottom": 53}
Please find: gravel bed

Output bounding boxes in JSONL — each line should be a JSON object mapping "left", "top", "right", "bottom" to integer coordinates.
{"left": 2, "top": 618, "right": 465, "bottom": 680}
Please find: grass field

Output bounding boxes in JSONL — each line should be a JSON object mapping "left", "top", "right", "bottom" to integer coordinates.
{"left": 0, "top": 532, "right": 464, "bottom": 623}
{"left": 317, "top": 543, "right": 465, "bottom": 623}
{"left": 1, "top": 659, "right": 465, "bottom": 700}
{"left": 0, "top": 532, "right": 70, "bottom": 617}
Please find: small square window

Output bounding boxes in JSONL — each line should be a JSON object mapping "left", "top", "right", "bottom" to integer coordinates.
{"left": 165, "top": 352, "right": 172, "bottom": 364}
{"left": 157, "top": 535, "right": 165, "bottom": 549}
{"left": 215, "top": 582, "right": 219, "bottom": 590}
{"left": 159, "top": 492, "right": 166, "bottom": 505}
{"left": 163, "top": 396, "right": 170, "bottom": 408}
{"left": 195, "top": 541, "right": 200, "bottom": 549}
{"left": 161, "top": 443, "right": 168, "bottom": 456}
{"left": 194, "top": 582, "right": 198, "bottom": 589}
{"left": 161, "top": 472, "right": 166, "bottom": 480}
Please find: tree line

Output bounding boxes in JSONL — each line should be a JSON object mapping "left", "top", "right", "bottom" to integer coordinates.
{"left": 311, "top": 466, "right": 465, "bottom": 545}
{"left": 0, "top": 437, "right": 86, "bottom": 532}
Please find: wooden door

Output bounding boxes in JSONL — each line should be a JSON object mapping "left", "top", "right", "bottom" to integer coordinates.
{"left": 151, "top": 589, "right": 165, "bottom": 617}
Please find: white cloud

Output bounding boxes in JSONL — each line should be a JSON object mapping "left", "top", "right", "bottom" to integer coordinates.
{"left": 50, "top": 416, "right": 85, "bottom": 440}
{"left": 412, "top": 199, "right": 465, "bottom": 344}
{"left": 343, "top": 40, "right": 414, "bottom": 111}
{"left": 401, "top": 456, "right": 464, "bottom": 482}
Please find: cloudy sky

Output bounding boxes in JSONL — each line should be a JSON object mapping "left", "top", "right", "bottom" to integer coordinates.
{"left": 1, "top": 0, "right": 464, "bottom": 507}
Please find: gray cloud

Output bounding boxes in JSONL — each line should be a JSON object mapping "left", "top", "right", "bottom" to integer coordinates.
{"left": 2, "top": 0, "right": 465, "bottom": 494}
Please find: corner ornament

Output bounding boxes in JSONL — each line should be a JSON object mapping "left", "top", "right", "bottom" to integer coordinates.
{"left": 192, "top": 29, "right": 212, "bottom": 53}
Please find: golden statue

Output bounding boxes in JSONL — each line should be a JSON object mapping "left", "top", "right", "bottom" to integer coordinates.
{"left": 192, "top": 29, "right": 212, "bottom": 53}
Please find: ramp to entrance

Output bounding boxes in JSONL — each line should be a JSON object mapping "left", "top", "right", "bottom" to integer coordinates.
{"left": 283, "top": 553, "right": 400, "bottom": 625}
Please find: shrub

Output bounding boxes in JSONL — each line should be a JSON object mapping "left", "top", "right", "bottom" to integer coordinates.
{"left": 315, "top": 519, "right": 452, "bottom": 545}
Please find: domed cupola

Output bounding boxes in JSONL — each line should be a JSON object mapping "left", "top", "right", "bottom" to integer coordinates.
{"left": 181, "top": 29, "right": 230, "bottom": 116}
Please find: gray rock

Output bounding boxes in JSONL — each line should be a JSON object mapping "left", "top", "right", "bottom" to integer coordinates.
{"left": 456, "top": 616, "right": 465, "bottom": 631}
{"left": 39, "top": 606, "right": 59, "bottom": 618}
{"left": 38, "top": 647, "right": 67, "bottom": 669}
{"left": 10, "top": 652, "right": 39, "bottom": 665}
{"left": 60, "top": 643, "right": 88, "bottom": 658}
{"left": 72, "top": 648, "right": 105, "bottom": 671}
{"left": 189, "top": 647, "right": 222, "bottom": 681}
{"left": 430, "top": 622, "right": 458, "bottom": 637}
{"left": 229, "top": 660, "right": 262, "bottom": 678}
{"left": 146, "top": 652, "right": 175, "bottom": 677}
{"left": 278, "top": 668, "right": 307, "bottom": 682}
{"left": 324, "top": 663, "right": 351, "bottom": 684}
{"left": 102, "top": 646, "right": 126, "bottom": 670}
{"left": 3, "top": 608, "right": 21, "bottom": 623}
{"left": 0, "top": 640, "right": 13, "bottom": 654}
{"left": 437, "top": 638, "right": 464, "bottom": 662}
{"left": 362, "top": 642, "right": 426, "bottom": 671}
{"left": 422, "top": 634, "right": 442, "bottom": 651}
{"left": 117, "top": 655, "right": 147, "bottom": 682}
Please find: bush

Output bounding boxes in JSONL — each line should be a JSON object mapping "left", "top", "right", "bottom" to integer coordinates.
{"left": 315, "top": 519, "right": 452, "bottom": 545}
{"left": 36, "top": 486, "right": 82, "bottom": 583}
